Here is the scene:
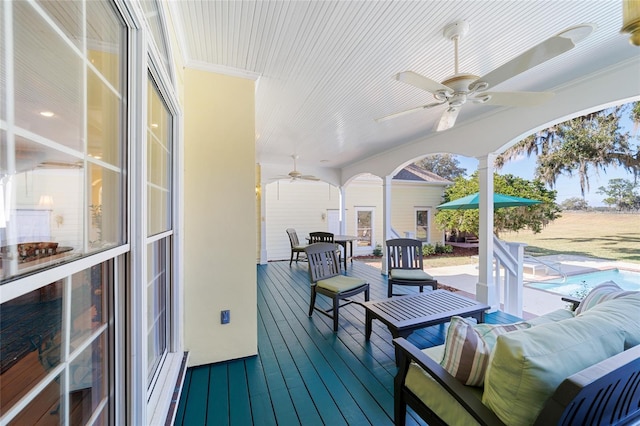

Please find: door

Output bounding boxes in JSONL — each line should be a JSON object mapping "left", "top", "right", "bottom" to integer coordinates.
{"left": 327, "top": 210, "right": 340, "bottom": 235}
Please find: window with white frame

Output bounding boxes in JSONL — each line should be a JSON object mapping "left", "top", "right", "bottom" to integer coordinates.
{"left": 415, "top": 209, "right": 430, "bottom": 242}
{"left": 355, "top": 208, "right": 374, "bottom": 249}
{"left": 1, "top": 1, "right": 125, "bottom": 424}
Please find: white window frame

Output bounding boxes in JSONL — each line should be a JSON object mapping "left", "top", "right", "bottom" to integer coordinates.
{"left": 354, "top": 207, "right": 375, "bottom": 253}
{"left": 415, "top": 207, "right": 431, "bottom": 243}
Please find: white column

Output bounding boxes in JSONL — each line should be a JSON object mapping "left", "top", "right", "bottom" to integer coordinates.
{"left": 381, "top": 175, "right": 392, "bottom": 275}
{"left": 339, "top": 186, "right": 347, "bottom": 235}
{"left": 259, "top": 182, "right": 267, "bottom": 264}
{"left": 476, "top": 154, "right": 499, "bottom": 311}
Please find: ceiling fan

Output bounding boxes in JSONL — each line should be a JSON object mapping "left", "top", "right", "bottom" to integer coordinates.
{"left": 272, "top": 155, "right": 320, "bottom": 181}
{"left": 376, "top": 20, "right": 595, "bottom": 131}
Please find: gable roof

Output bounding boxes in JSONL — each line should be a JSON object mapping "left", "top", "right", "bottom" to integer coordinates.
{"left": 393, "top": 164, "right": 452, "bottom": 184}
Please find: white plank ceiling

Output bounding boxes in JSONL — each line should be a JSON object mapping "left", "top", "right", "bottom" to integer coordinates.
{"left": 169, "top": 0, "right": 640, "bottom": 180}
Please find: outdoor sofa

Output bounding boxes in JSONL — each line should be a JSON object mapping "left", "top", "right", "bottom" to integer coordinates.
{"left": 393, "top": 282, "right": 640, "bottom": 425}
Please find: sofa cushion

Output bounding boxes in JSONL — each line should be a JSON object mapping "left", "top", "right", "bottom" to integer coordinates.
{"left": 575, "top": 280, "right": 637, "bottom": 314}
{"left": 525, "top": 307, "right": 575, "bottom": 327}
{"left": 578, "top": 292, "right": 640, "bottom": 349}
{"left": 440, "top": 316, "right": 530, "bottom": 386}
{"left": 406, "top": 346, "right": 483, "bottom": 426}
{"left": 482, "top": 313, "right": 626, "bottom": 425}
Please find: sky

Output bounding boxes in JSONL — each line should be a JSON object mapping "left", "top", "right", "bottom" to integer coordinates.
{"left": 456, "top": 106, "right": 639, "bottom": 208}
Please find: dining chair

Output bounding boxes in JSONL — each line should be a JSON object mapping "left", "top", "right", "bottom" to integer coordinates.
{"left": 386, "top": 238, "right": 438, "bottom": 297}
{"left": 304, "top": 242, "right": 370, "bottom": 332}
{"left": 286, "top": 228, "right": 308, "bottom": 266}
{"left": 309, "top": 231, "right": 341, "bottom": 263}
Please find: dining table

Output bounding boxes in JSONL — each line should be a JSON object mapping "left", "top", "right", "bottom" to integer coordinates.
{"left": 333, "top": 235, "right": 358, "bottom": 271}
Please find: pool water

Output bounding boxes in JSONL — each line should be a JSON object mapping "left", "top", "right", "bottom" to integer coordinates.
{"left": 526, "top": 269, "right": 640, "bottom": 297}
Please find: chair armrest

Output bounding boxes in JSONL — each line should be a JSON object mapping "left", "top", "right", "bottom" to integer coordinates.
{"left": 393, "top": 338, "right": 505, "bottom": 426}
{"left": 561, "top": 295, "right": 581, "bottom": 311}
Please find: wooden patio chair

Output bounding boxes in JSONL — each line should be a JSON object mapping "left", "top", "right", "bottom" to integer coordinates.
{"left": 304, "top": 242, "right": 370, "bottom": 332}
{"left": 286, "top": 228, "right": 308, "bottom": 266}
{"left": 309, "top": 231, "right": 341, "bottom": 263}
{"left": 386, "top": 238, "right": 437, "bottom": 298}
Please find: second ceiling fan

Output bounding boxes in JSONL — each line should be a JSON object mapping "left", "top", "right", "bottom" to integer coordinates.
{"left": 377, "top": 20, "right": 595, "bottom": 131}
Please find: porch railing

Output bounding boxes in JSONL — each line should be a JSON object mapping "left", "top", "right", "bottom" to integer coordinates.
{"left": 492, "top": 235, "right": 526, "bottom": 317}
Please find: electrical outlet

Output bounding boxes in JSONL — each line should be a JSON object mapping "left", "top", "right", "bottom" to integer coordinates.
{"left": 221, "top": 310, "right": 230, "bottom": 324}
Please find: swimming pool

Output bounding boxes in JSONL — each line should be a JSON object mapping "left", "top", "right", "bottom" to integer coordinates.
{"left": 526, "top": 269, "right": 640, "bottom": 297}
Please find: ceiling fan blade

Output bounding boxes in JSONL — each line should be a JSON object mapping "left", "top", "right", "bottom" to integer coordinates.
{"left": 375, "top": 101, "right": 445, "bottom": 122}
{"left": 435, "top": 107, "right": 461, "bottom": 132}
{"left": 473, "top": 24, "right": 594, "bottom": 90}
{"left": 301, "top": 175, "right": 320, "bottom": 181}
{"left": 395, "top": 71, "right": 453, "bottom": 94}
{"left": 477, "top": 91, "right": 555, "bottom": 107}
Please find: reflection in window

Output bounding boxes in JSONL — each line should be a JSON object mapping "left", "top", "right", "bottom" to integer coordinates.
{"left": 0, "top": 0, "right": 125, "bottom": 282}
{"left": 0, "top": 281, "right": 63, "bottom": 415}
{"left": 147, "top": 238, "right": 169, "bottom": 384}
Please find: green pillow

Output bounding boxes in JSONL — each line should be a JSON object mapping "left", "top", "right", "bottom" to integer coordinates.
{"left": 578, "top": 291, "right": 640, "bottom": 349}
{"left": 482, "top": 313, "right": 625, "bottom": 425}
{"left": 440, "top": 316, "right": 530, "bottom": 386}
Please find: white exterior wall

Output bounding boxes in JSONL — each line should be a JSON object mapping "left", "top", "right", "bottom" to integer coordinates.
{"left": 265, "top": 180, "right": 340, "bottom": 261}
{"left": 392, "top": 181, "right": 446, "bottom": 244}
{"left": 265, "top": 175, "right": 447, "bottom": 261}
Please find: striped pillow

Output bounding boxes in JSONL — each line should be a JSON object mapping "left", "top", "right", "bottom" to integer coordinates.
{"left": 440, "top": 316, "right": 531, "bottom": 387}
{"left": 575, "top": 281, "right": 637, "bottom": 315}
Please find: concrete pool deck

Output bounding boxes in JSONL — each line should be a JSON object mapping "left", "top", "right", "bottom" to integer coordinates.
{"left": 427, "top": 254, "right": 640, "bottom": 318}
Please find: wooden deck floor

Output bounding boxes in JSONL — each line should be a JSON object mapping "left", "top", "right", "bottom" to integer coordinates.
{"left": 174, "top": 260, "right": 521, "bottom": 426}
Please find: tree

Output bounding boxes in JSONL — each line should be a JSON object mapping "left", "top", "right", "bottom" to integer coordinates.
{"left": 435, "top": 173, "right": 561, "bottom": 237}
{"left": 495, "top": 102, "right": 639, "bottom": 196}
{"left": 416, "top": 154, "right": 466, "bottom": 181}
{"left": 597, "top": 178, "right": 640, "bottom": 211}
{"left": 560, "top": 197, "right": 590, "bottom": 211}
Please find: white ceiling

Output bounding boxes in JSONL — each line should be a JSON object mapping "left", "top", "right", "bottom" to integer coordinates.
{"left": 168, "top": 0, "right": 640, "bottom": 184}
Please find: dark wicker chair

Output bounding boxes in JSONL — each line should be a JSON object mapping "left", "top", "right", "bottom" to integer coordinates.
{"left": 304, "top": 242, "right": 369, "bottom": 332}
{"left": 386, "top": 238, "right": 437, "bottom": 297}
{"left": 286, "top": 228, "right": 308, "bottom": 266}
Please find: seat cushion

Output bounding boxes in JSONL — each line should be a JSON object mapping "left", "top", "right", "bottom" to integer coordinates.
{"left": 405, "top": 345, "right": 483, "bottom": 426}
{"left": 482, "top": 312, "right": 626, "bottom": 425}
{"left": 390, "top": 269, "right": 434, "bottom": 281}
{"left": 317, "top": 275, "right": 367, "bottom": 293}
{"left": 574, "top": 280, "right": 637, "bottom": 314}
{"left": 440, "top": 316, "right": 530, "bottom": 386}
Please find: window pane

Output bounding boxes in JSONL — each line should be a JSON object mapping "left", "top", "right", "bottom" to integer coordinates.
{"left": 14, "top": 1, "right": 84, "bottom": 152}
{"left": 147, "top": 79, "right": 172, "bottom": 236}
{"left": 70, "top": 265, "right": 107, "bottom": 351}
{"left": 147, "top": 238, "right": 169, "bottom": 383}
{"left": 416, "top": 210, "right": 428, "bottom": 241}
{"left": 68, "top": 332, "right": 108, "bottom": 425}
{"left": 357, "top": 210, "right": 372, "bottom": 247}
{"left": 0, "top": 281, "right": 63, "bottom": 415}
{"left": 1, "top": 0, "right": 126, "bottom": 282}
{"left": 8, "top": 375, "right": 62, "bottom": 425}
{"left": 88, "top": 163, "right": 124, "bottom": 249}
{"left": 87, "top": 68, "right": 122, "bottom": 167}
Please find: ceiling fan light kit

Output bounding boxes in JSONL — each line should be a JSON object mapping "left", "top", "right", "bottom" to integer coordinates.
{"left": 378, "top": 20, "right": 595, "bottom": 131}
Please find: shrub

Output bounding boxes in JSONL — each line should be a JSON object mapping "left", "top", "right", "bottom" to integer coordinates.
{"left": 423, "top": 243, "right": 453, "bottom": 256}
{"left": 372, "top": 244, "right": 383, "bottom": 257}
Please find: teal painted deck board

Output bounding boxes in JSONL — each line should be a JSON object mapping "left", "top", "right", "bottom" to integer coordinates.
{"left": 207, "top": 364, "right": 229, "bottom": 425}
{"left": 176, "top": 260, "right": 530, "bottom": 425}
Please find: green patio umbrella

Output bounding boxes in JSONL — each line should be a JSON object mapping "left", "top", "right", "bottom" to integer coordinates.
{"left": 437, "top": 192, "right": 542, "bottom": 210}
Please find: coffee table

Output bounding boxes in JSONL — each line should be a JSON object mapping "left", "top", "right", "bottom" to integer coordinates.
{"left": 363, "top": 290, "right": 490, "bottom": 361}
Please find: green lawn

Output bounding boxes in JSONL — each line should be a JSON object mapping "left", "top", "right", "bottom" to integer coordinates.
{"left": 500, "top": 211, "right": 640, "bottom": 264}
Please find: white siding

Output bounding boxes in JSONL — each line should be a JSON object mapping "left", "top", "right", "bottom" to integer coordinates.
{"left": 264, "top": 175, "right": 448, "bottom": 261}
{"left": 266, "top": 180, "right": 340, "bottom": 261}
